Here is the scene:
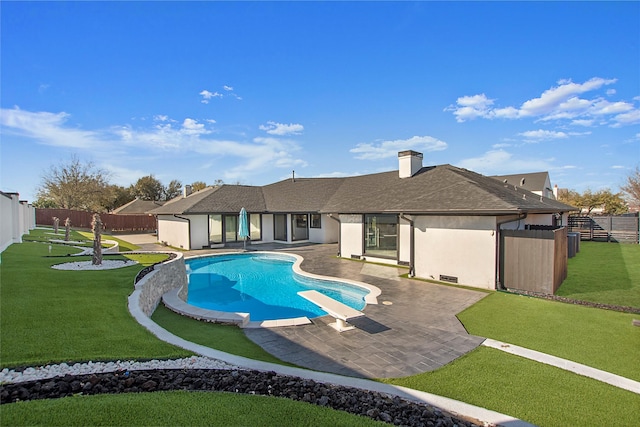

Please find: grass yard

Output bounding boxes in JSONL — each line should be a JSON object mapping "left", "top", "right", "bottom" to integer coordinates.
{"left": 3, "top": 230, "right": 640, "bottom": 427}
{"left": 0, "top": 235, "right": 190, "bottom": 368}
{"left": 0, "top": 391, "right": 386, "bottom": 427}
{"left": 382, "top": 346, "right": 640, "bottom": 427}
{"left": 151, "top": 304, "right": 291, "bottom": 365}
{"left": 556, "top": 241, "right": 640, "bottom": 308}
{"left": 457, "top": 291, "right": 640, "bottom": 381}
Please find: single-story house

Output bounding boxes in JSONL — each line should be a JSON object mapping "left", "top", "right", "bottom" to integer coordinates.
{"left": 149, "top": 151, "right": 575, "bottom": 290}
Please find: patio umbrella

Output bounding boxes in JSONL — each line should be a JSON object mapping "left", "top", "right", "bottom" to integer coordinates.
{"left": 238, "top": 207, "right": 249, "bottom": 250}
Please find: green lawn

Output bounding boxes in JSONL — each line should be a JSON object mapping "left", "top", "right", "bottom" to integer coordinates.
{"left": 0, "top": 391, "right": 386, "bottom": 427}
{"left": 3, "top": 231, "right": 640, "bottom": 427}
{"left": 0, "top": 238, "right": 190, "bottom": 368}
{"left": 556, "top": 241, "right": 640, "bottom": 308}
{"left": 151, "top": 304, "right": 291, "bottom": 365}
{"left": 457, "top": 291, "right": 640, "bottom": 381}
{"left": 383, "top": 346, "right": 640, "bottom": 427}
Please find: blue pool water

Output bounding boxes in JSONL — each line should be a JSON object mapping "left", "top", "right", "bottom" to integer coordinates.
{"left": 186, "top": 253, "right": 368, "bottom": 321}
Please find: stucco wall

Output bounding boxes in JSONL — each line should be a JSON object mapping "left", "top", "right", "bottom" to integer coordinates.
{"left": 157, "top": 215, "right": 190, "bottom": 249}
{"left": 261, "top": 214, "right": 274, "bottom": 242}
{"left": 398, "top": 217, "right": 411, "bottom": 264}
{"left": 135, "top": 252, "right": 188, "bottom": 316}
{"left": 189, "top": 214, "right": 209, "bottom": 249}
{"left": 1, "top": 193, "right": 35, "bottom": 255}
{"left": 414, "top": 215, "right": 497, "bottom": 289}
{"left": 340, "top": 214, "right": 363, "bottom": 258}
{"left": 309, "top": 214, "right": 339, "bottom": 244}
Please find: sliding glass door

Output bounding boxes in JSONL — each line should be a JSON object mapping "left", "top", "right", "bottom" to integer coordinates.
{"left": 364, "top": 214, "right": 398, "bottom": 259}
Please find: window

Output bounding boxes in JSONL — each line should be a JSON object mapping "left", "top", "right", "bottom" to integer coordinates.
{"left": 249, "top": 214, "right": 261, "bottom": 240}
{"left": 209, "top": 215, "right": 222, "bottom": 244}
{"left": 364, "top": 214, "right": 398, "bottom": 259}
{"left": 310, "top": 214, "right": 321, "bottom": 228}
{"left": 225, "top": 214, "right": 238, "bottom": 242}
{"left": 274, "top": 214, "right": 287, "bottom": 241}
{"left": 292, "top": 214, "right": 309, "bottom": 241}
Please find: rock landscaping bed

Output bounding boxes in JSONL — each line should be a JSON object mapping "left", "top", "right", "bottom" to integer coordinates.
{"left": 1, "top": 368, "right": 480, "bottom": 427}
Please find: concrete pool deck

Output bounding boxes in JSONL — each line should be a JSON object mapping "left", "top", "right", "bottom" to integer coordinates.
{"left": 115, "top": 234, "right": 489, "bottom": 379}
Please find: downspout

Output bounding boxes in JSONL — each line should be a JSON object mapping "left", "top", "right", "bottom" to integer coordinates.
{"left": 173, "top": 214, "right": 191, "bottom": 250}
{"left": 495, "top": 213, "right": 527, "bottom": 290}
{"left": 328, "top": 214, "right": 341, "bottom": 257}
{"left": 399, "top": 213, "right": 415, "bottom": 277}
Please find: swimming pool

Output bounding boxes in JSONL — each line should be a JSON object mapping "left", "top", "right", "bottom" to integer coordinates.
{"left": 185, "top": 252, "right": 375, "bottom": 322}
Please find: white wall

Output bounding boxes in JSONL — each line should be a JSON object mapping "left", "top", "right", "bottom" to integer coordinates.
{"left": 157, "top": 215, "right": 190, "bottom": 250}
{"left": 189, "top": 215, "right": 209, "bottom": 249}
{"left": 339, "top": 214, "right": 363, "bottom": 258}
{"left": 0, "top": 193, "right": 36, "bottom": 256}
{"left": 398, "top": 217, "right": 411, "bottom": 264}
{"left": 525, "top": 213, "right": 554, "bottom": 226}
{"left": 309, "top": 214, "right": 339, "bottom": 243}
{"left": 414, "top": 215, "right": 497, "bottom": 289}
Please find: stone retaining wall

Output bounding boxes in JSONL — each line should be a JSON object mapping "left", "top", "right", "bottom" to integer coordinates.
{"left": 135, "top": 252, "right": 187, "bottom": 316}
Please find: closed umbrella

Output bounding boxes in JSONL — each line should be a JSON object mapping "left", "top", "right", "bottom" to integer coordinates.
{"left": 238, "top": 207, "right": 249, "bottom": 250}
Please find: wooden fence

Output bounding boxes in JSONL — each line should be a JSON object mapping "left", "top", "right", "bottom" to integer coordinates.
{"left": 500, "top": 227, "right": 568, "bottom": 295}
{"left": 36, "top": 208, "right": 157, "bottom": 232}
{"left": 568, "top": 215, "right": 639, "bottom": 243}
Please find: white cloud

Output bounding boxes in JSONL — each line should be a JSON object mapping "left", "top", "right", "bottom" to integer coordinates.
{"left": 457, "top": 149, "right": 553, "bottom": 175}
{"left": 447, "top": 77, "right": 639, "bottom": 127}
{"left": 571, "top": 119, "right": 594, "bottom": 127}
{"left": 223, "top": 85, "right": 234, "bottom": 91}
{"left": 181, "top": 118, "right": 211, "bottom": 136}
{"left": 1, "top": 107, "right": 105, "bottom": 149}
{"left": 350, "top": 135, "right": 448, "bottom": 160}
{"left": 259, "top": 121, "right": 304, "bottom": 136}
{"left": 154, "top": 115, "right": 169, "bottom": 122}
{"left": 611, "top": 165, "right": 626, "bottom": 169}
{"left": 519, "top": 129, "right": 569, "bottom": 140}
{"left": 611, "top": 109, "right": 640, "bottom": 127}
{"left": 199, "top": 89, "right": 222, "bottom": 104}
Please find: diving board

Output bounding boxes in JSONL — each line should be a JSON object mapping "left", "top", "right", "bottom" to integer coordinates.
{"left": 298, "top": 290, "right": 364, "bottom": 332}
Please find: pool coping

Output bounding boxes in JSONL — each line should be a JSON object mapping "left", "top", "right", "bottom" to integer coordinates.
{"left": 162, "top": 251, "right": 381, "bottom": 328}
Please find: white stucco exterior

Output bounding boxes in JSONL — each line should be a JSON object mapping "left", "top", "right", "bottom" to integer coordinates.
{"left": 157, "top": 215, "right": 190, "bottom": 249}
{"left": 189, "top": 215, "right": 209, "bottom": 249}
{"left": 339, "top": 214, "right": 363, "bottom": 258}
{"left": 1, "top": 192, "right": 35, "bottom": 256}
{"left": 309, "top": 214, "right": 339, "bottom": 244}
{"left": 413, "top": 216, "right": 498, "bottom": 289}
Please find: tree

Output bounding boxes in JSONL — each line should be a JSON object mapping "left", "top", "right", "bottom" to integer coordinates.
{"left": 132, "top": 175, "right": 164, "bottom": 201}
{"left": 164, "top": 179, "right": 182, "bottom": 200}
{"left": 620, "top": 166, "right": 640, "bottom": 206}
{"left": 190, "top": 181, "right": 208, "bottom": 192}
{"left": 558, "top": 188, "right": 628, "bottom": 215}
{"left": 100, "top": 185, "right": 135, "bottom": 212}
{"left": 37, "top": 156, "right": 111, "bottom": 211}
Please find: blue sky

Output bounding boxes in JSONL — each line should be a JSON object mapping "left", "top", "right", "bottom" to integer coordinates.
{"left": 2, "top": 1, "right": 639, "bottom": 203}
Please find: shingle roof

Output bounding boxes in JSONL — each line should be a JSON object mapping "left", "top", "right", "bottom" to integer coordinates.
{"left": 148, "top": 186, "right": 266, "bottom": 215}
{"left": 491, "top": 172, "right": 550, "bottom": 193}
{"left": 147, "top": 165, "right": 576, "bottom": 216}
{"left": 112, "top": 198, "right": 164, "bottom": 214}
{"left": 262, "top": 178, "right": 345, "bottom": 212}
{"left": 319, "top": 165, "right": 574, "bottom": 214}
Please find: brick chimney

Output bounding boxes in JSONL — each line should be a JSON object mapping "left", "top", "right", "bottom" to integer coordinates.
{"left": 398, "top": 150, "right": 423, "bottom": 178}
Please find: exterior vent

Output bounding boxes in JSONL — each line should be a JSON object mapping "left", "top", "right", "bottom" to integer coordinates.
{"left": 439, "top": 274, "right": 458, "bottom": 284}
{"left": 351, "top": 254, "right": 361, "bottom": 260}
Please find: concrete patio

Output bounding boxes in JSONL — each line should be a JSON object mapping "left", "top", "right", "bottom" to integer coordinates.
{"left": 116, "top": 234, "right": 488, "bottom": 379}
